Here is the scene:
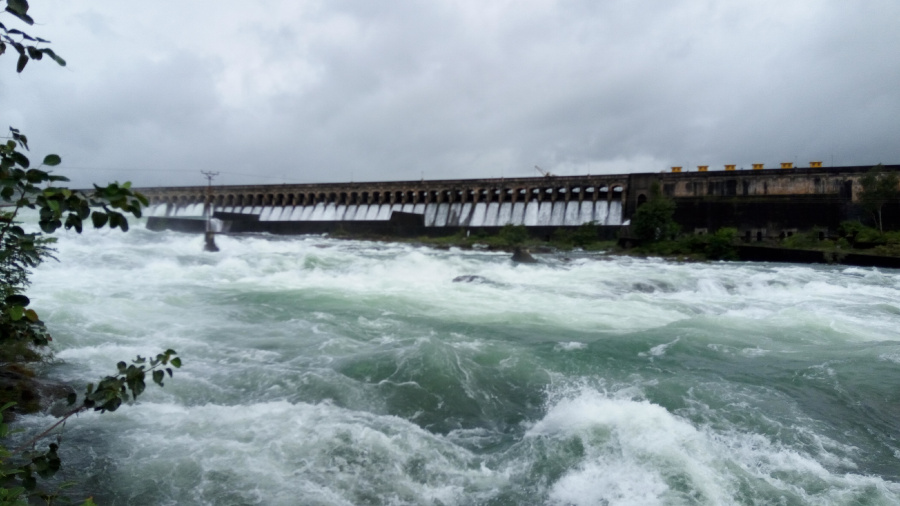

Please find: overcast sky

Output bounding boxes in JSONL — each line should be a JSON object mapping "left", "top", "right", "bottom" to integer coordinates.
{"left": 2, "top": 0, "right": 899, "bottom": 188}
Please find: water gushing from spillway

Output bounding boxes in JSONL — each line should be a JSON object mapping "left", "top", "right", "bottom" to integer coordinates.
{"left": 154, "top": 199, "right": 624, "bottom": 227}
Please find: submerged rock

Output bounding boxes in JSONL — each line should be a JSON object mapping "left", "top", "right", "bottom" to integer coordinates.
{"left": 631, "top": 280, "right": 677, "bottom": 293}
{"left": 0, "top": 367, "right": 75, "bottom": 420}
{"left": 512, "top": 247, "right": 538, "bottom": 264}
{"left": 452, "top": 275, "right": 491, "bottom": 284}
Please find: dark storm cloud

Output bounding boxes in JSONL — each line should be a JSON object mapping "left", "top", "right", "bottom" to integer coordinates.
{"left": 1, "top": 0, "right": 898, "bottom": 188}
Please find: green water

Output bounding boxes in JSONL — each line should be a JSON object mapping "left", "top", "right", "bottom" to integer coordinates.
{"left": 21, "top": 229, "right": 900, "bottom": 505}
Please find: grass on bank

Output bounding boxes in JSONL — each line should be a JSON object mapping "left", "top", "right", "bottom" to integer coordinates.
{"left": 410, "top": 223, "right": 618, "bottom": 252}
{"left": 774, "top": 221, "right": 900, "bottom": 256}
{"left": 341, "top": 219, "right": 900, "bottom": 262}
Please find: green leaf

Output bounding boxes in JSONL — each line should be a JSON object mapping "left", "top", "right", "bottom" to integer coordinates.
{"left": 152, "top": 369, "right": 164, "bottom": 386}
{"left": 6, "top": 0, "right": 30, "bottom": 17}
{"left": 90, "top": 211, "right": 108, "bottom": 228}
{"left": 25, "top": 167, "right": 48, "bottom": 182}
{"left": 23, "top": 308, "right": 38, "bottom": 322}
{"left": 8, "top": 305, "right": 24, "bottom": 321}
{"left": 16, "top": 51, "right": 27, "bottom": 72}
{"left": 5, "top": 4, "right": 34, "bottom": 26}
{"left": 40, "top": 47, "right": 65, "bottom": 66}
{"left": 170, "top": 357, "right": 182, "bottom": 368}
{"left": 42, "top": 154, "right": 61, "bottom": 166}
{"left": 66, "top": 392, "right": 76, "bottom": 405}
{"left": 11, "top": 150, "right": 29, "bottom": 168}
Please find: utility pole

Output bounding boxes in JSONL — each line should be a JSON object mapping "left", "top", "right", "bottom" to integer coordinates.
{"left": 201, "top": 171, "right": 219, "bottom": 229}
{"left": 200, "top": 171, "right": 220, "bottom": 252}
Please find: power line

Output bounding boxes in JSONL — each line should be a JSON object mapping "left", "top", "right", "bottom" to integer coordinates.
{"left": 51, "top": 166, "right": 298, "bottom": 181}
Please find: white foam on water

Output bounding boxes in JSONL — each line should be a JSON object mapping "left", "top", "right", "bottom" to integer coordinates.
{"left": 19, "top": 226, "right": 900, "bottom": 504}
{"left": 554, "top": 342, "right": 587, "bottom": 351}
{"left": 548, "top": 460, "right": 669, "bottom": 506}
{"left": 528, "top": 387, "right": 731, "bottom": 505}
{"left": 36, "top": 400, "right": 503, "bottom": 506}
{"left": 639, "top": 338, "right": 680, "bottom": 357}
{"left": 528, "top": 385, "right": 900, "bottom": 506}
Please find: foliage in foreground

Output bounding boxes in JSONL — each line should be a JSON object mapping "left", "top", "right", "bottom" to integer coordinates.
{"left": 0, "top": 351, "right": 181, "bottom": 505}
{"left": 1, "top": 1, "right": 181, "bottom": 504}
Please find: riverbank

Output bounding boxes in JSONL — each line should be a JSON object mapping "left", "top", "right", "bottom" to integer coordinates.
{"left": 328, "top": 224, "right": 900, "bottom": 270}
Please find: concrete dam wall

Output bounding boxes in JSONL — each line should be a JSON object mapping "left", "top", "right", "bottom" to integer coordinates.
{"left": 139, "top": 165, "right": 900, "bottom": 237}
{"left": 142, "top": 175, "right": 629, "bottom": 237}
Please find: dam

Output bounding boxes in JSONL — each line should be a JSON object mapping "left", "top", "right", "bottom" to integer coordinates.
{"left": 139, "top": 164, "right": 900, "bottom": 237}
{"left": 141, "top": 174, "right": 630, "bottom": 236}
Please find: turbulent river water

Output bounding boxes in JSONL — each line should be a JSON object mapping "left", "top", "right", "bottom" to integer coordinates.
{"left": 19, "top": 223, "right": 900, "bottom": 505}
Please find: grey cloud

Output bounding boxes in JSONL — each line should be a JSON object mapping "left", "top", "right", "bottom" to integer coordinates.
{"left": 1, "top": 0, "right": 898, "bottom": 188}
